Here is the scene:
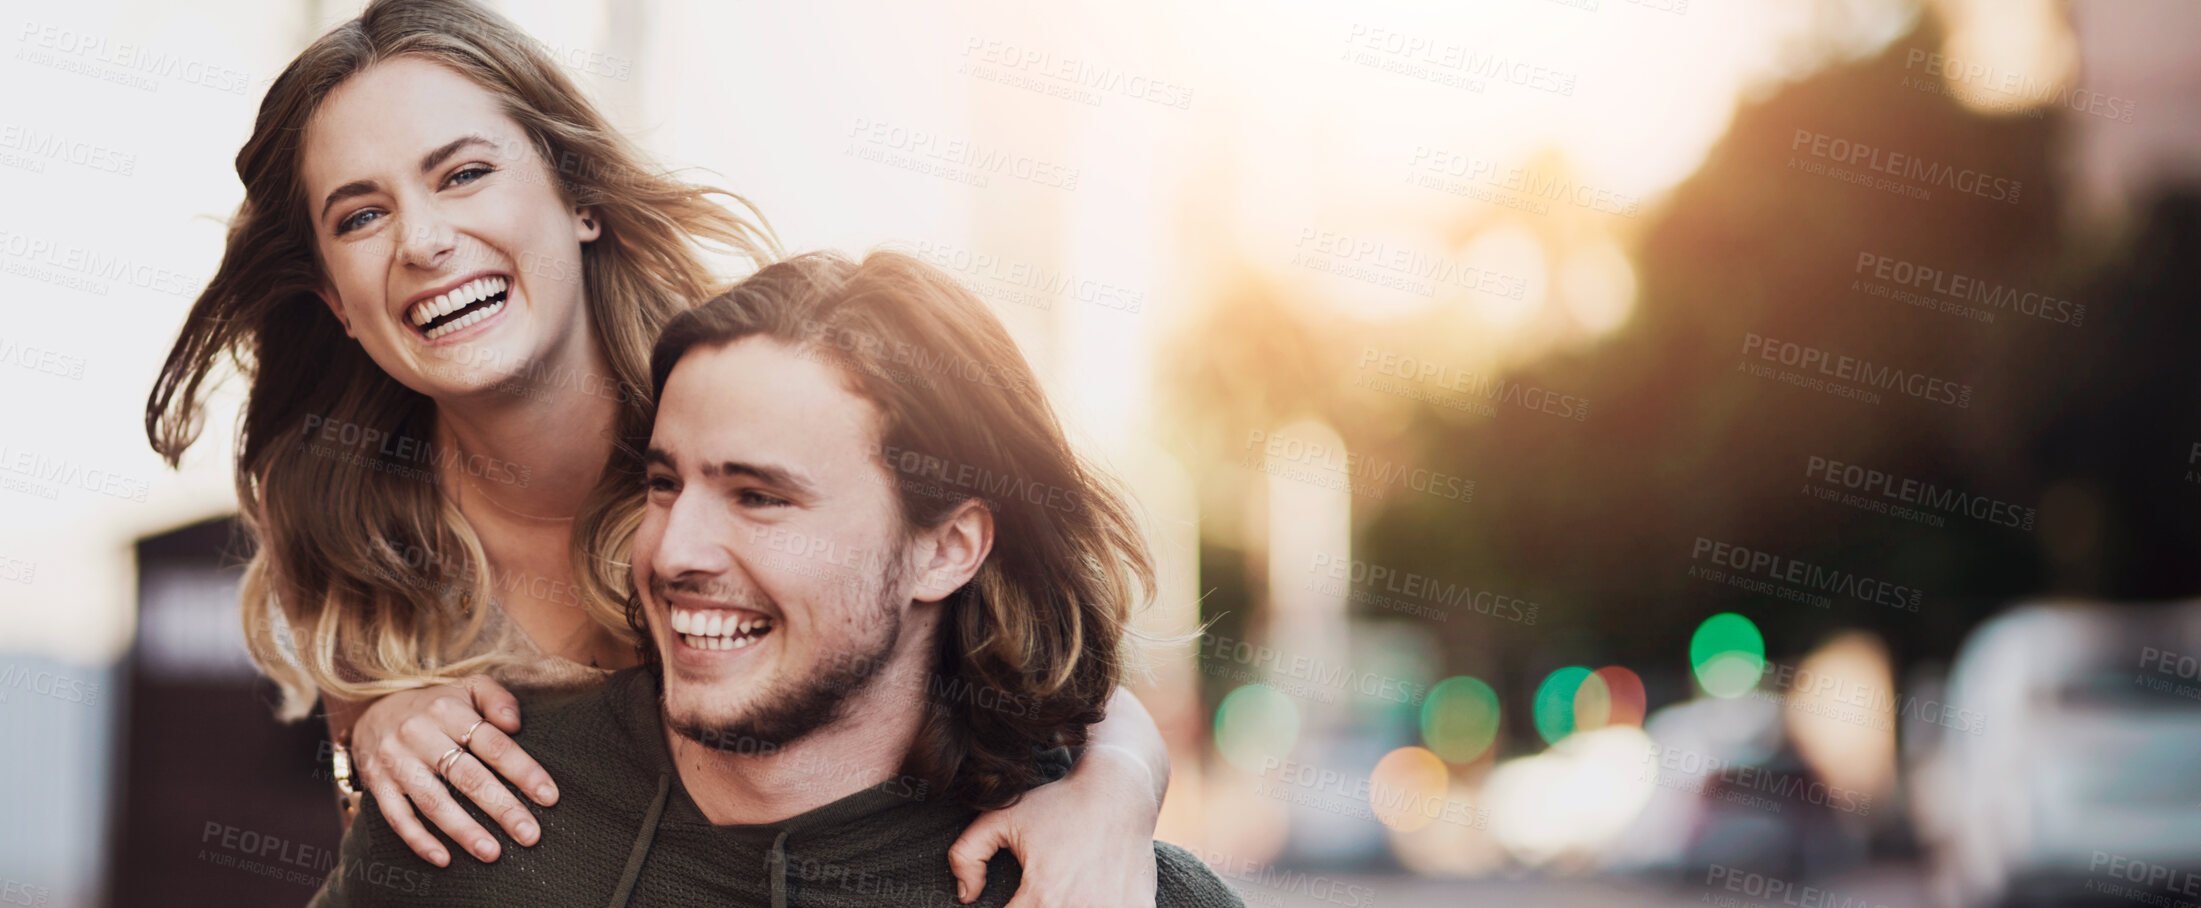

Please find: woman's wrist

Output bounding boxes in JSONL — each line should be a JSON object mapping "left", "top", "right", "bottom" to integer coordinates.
{"left": 1081, "top": 741, "right": 1165, "bottom": 816}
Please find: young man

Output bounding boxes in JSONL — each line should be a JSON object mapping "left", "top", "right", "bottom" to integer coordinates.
{"left": 310, "top": 251, "right": 1242, "bottom": 907}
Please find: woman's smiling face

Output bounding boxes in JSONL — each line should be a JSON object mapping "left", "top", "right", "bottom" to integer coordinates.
{"left": 299, "top": 55, "right": 600, "bottom": 400}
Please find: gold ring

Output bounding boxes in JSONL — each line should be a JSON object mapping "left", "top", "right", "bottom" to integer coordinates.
{"left": 458, "top": 717, "right": 488, "bottom": 750}
{"left": 435, "top": 745, "right": 466, "bottom": 778}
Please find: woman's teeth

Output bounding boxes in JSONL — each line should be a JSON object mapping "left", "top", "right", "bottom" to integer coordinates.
{"left": 670, "top": 608, "right": 774, "bottom": 651}
{"left": 409, "top": 275, "right": 510, "bottom": 339}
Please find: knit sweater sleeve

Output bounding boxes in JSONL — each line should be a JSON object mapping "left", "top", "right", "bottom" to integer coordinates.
{"left": 1154, "top": 842, "right": 1248, "bottom": 908}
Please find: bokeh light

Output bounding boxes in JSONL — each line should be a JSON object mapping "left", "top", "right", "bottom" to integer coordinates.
{"left": 1573, "top": 665, "right": 1648, "bottom": 731}
{"left": 1421, "top": 676, "right": 1502, "bottom": 764}
{"left": 1689, "top": 613, "right": 1766, "bottom": 698}
{"left": 1369, "top": 746, "right": 1450, "bottom": 833}
{"left": 1213, "top": 684, "right": 1300, "bottom": 772}
{"left": 1532, "top": 666, "right": 1594, "bottom": 745}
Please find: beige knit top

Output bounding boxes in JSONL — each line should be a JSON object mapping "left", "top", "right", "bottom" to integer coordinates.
{"left": 464, "top": 594, "right": 617, "bottom": 693}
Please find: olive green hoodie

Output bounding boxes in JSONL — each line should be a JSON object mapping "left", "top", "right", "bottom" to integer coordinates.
{"left": 308, "top": 668, "right": 1243, "bottom": 907}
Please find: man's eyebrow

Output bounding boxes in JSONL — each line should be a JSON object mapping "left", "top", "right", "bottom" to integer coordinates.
{"left": 318, "top": 134, "right": 501, "bottom": 223}
{"left": 644, "top": 448, "right": 821, "bottom": 496}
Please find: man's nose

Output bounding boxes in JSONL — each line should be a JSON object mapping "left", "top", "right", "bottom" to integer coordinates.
{"left": 652, "top": 488, "right": 736, "bottom": 579}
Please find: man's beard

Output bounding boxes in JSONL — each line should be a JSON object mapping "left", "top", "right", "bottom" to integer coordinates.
{"left": 662, "top": 549, "right": 909, "bottom": 754}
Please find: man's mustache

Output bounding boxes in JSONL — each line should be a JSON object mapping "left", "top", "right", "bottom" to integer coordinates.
{"left": 648, "top": 573, "right": 777, "bottom": 616}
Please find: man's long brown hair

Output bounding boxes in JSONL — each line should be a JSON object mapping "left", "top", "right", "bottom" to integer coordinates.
{"left": 143, "top": 0, "right": 775, "bottom": 719}
{"left": 578, "top": 251, "right": 1155, "bottom": 809}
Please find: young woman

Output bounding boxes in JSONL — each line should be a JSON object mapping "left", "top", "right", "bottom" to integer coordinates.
{"left": 144, "top": 1, "right": 1169, "bottom": 904}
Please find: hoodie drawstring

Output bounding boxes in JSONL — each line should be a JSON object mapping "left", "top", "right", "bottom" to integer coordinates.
{"left": 608, "top": 772, "right": 672, "bottom": 908}
{"left": 767, "top": 828, "right": 791, "bottom": 908}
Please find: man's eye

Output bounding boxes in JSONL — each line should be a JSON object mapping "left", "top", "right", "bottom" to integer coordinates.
{"left": 738, "top": 490, "right": 791, "bottom": 508}
{"left": 335, "top": 209, "right": 381, "bottom": 235}
{"left": 646, "top": 476, "right": 678, "bottom": 494}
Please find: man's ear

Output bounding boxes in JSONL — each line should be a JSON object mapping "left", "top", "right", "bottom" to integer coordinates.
{"left": 574, "top": 205, "right": 601, "bottom": 243}
{"left": 314, "top": 285, "right": 355, "bottom": 338}
{"left": 910, "top": 499, "right": 994, "bottom": 603}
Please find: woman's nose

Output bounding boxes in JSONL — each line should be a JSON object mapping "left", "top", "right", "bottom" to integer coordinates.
{"left": 394, "top": 208, "right": 457, "bottom": 270}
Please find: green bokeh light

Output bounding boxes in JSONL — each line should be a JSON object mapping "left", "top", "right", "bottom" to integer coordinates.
{"left": 1532, "top": 666, "right": 1593, "bottom": 745}
{"left": 1213, "top": 684, "right": 1301, "bottom": 772}
{"left": 1420, "top": 676, "right": 1501, "bottom": 763}
{"left": 1689, "top": 612, "right": 1766, "bottom": 698}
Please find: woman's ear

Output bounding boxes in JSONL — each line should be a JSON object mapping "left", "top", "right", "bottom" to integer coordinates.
{"left": 574, "top": 205, "right": 601, "bottom": 243}
{"left": 315, "top": 286, "right": 355, "bottom": 338}
{"left": 911, "top": 500, "right": 995, "bottom": 604}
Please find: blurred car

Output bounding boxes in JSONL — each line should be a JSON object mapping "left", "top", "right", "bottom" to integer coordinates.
{"left": 1914, "top": 600, "right": 2201, "bottom": 908}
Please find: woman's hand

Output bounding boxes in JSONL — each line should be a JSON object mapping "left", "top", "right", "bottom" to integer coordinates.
{"left": 947, "top": 743, "right": 1163, "bottom": 908}
{"left": 346, "top": 674, "right": 559, "bottom": 866}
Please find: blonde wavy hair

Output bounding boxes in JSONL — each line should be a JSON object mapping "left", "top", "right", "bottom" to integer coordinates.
{"left": 144, "top": 0, "right": 775, "bottom": 720}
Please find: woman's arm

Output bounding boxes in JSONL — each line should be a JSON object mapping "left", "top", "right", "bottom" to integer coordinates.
{"left": 333, "top": 676, "right": 560, "bottom": 866}
{"left": 946, "top": 686, "right": 1171, "bottom": 907}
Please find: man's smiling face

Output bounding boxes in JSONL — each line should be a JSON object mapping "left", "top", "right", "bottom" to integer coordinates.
{"left": 632, "top": 336, "right": 918, "bottom": 751}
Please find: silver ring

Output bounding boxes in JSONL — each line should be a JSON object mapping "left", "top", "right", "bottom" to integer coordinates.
{"left": 435, "top": 745, "right": 466, "bottom": 778}
{"left": 458, "top": 717, "right": 489, "bottom": 750}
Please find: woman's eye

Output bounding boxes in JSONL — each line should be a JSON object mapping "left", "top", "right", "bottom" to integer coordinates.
{"left": 446, "top": 165, "right": 493, "bottom": 188}
{"left": 335, "top": 209, "right": 381, "bottom": 235}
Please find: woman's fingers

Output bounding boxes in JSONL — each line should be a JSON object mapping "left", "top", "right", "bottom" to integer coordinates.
{"left": 466, "top": 722, "right": 559, "bottom": 806}
{"left": 439, "top": 751, "right": 540, "bottom": 847}
{"left": 946, "top": 812, "right": 1011, "bottom": 904}
{"left": 461, "top": 674, "right": 523, "bottom": 734}
{"left": 365, "top": 767, "right": 449, "bottom": 867}
{"left": 398, "top": 755, "right": 502, "bottom": 863}
{"left": 395, "top": 708, "right": 501, "bottom": 862}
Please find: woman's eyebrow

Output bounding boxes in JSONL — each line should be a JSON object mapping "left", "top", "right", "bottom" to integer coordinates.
{"left": 318, "top": 134, "right": 502, "bottom": 222}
